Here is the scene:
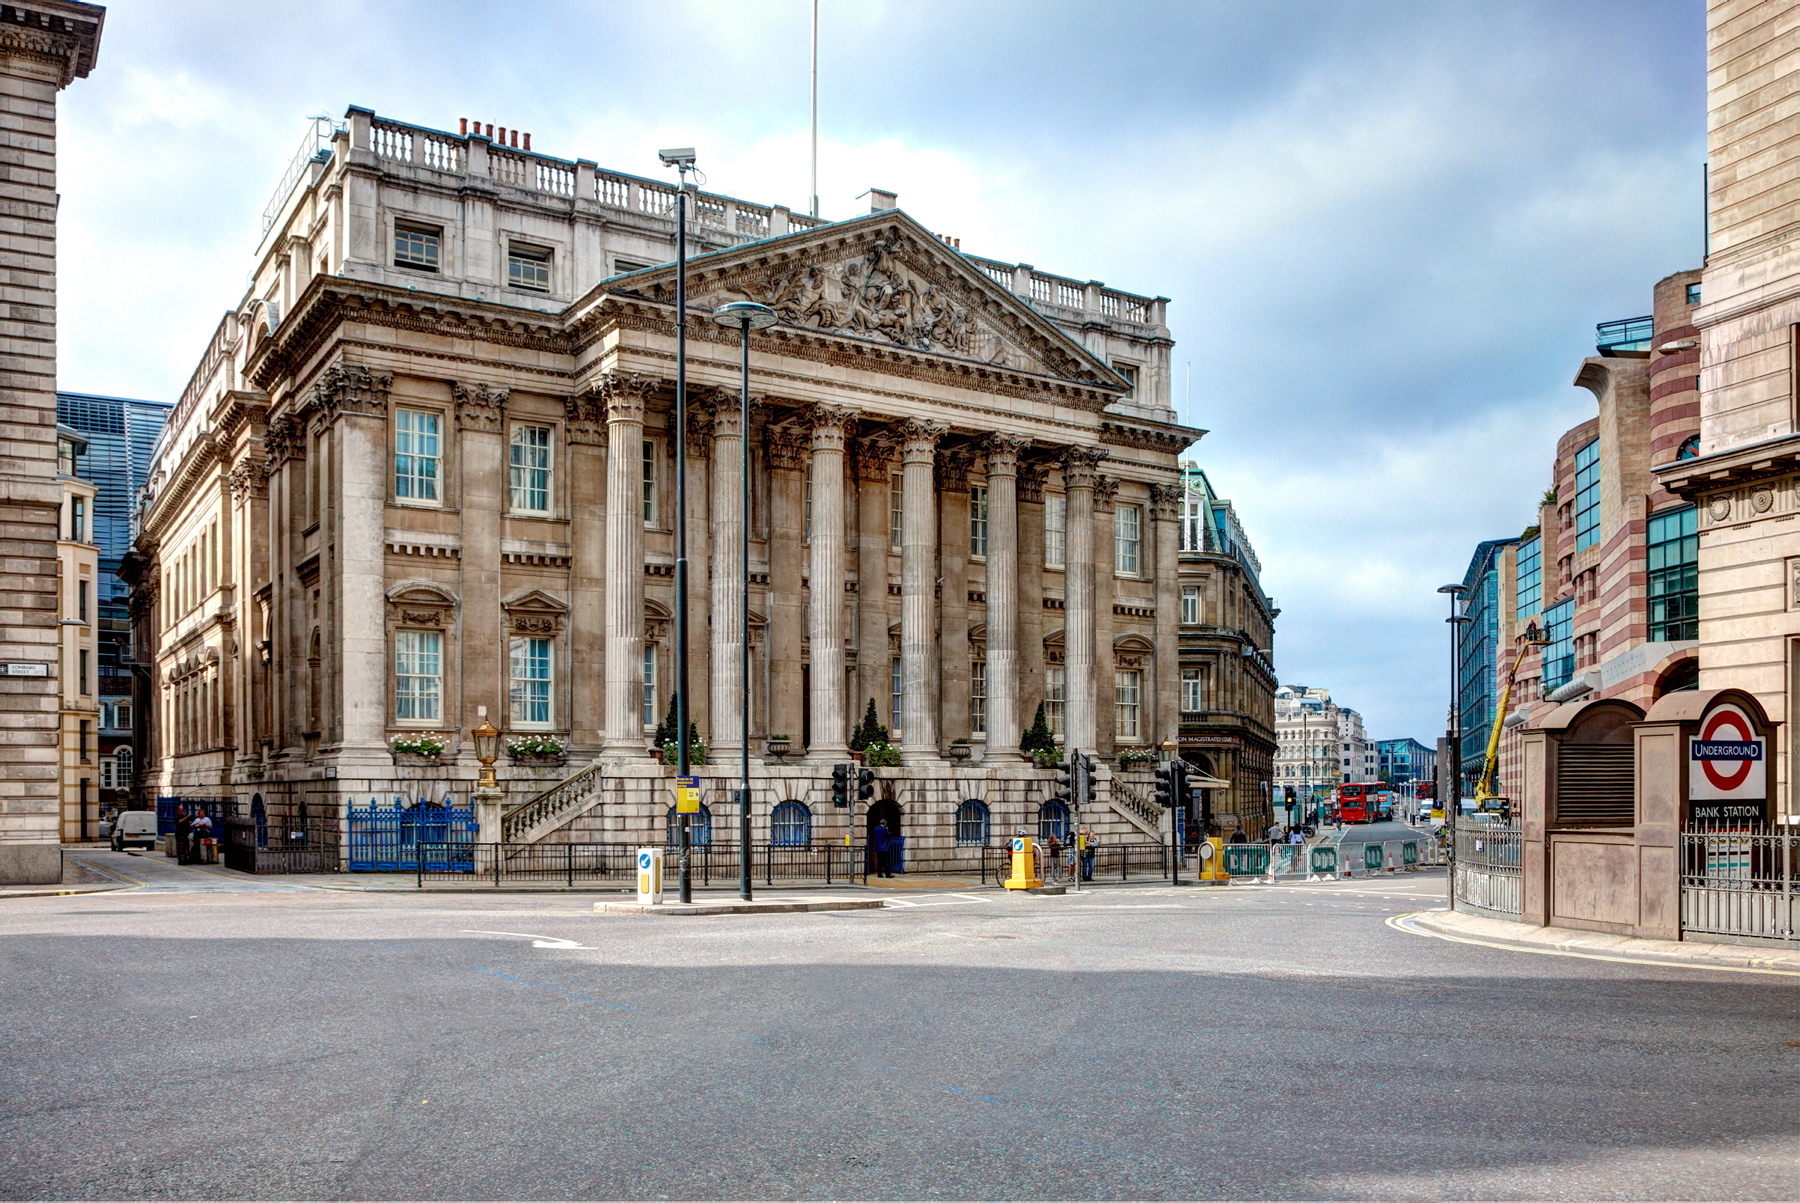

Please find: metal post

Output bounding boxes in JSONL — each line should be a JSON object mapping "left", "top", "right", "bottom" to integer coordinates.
{"left": 1172, "top": 804, "right": 1184, "bottom": 886}
{"left": 809, "top": 0, "right": 819, "bottom": 219}
{"left": 1439, "top": 582, "right": 1468, "bottom": 912}
{"left": 676, "top": 175, "right": 693, "bottom": 906}
{"left": 739, "top": 318, "right": 753, "bottom": 901}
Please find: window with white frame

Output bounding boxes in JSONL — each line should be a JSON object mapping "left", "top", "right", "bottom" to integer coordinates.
{"left": 1181, "top": 586, "right": 1201, "bottom": 625}
{"left": 1180, "top": 494, "right": 1206, "bottom": 552}
{"left": 1181, "top": 669, "right": 1204, "bottom": 715}
{"left": 1112, "top": 362, "right": 1138, "bottom": 399}
{"left": 394, "top": 629, "right": 443, "bottom": 722}
{"left": 1115, "top": 669, "right": 1142, "bottom": 740}
{"left": 509, "top": 424, "right": 552, "bottom": 513}
{"left": 99, "top": 756, "right": 115, "bottom": 789}
{"left": 970, "top": 658, "right": 987, "bottom": 734}
{"left": 1046, "top": 665, "right": 1067, "bottom": 736}
{"left": 1045, "top": 495, "right": 1066, "bottom": 567}
{"left": 890, "top": 656, "right": 903, "bottom": 733}
{"left": 509, "top": 636, "right": 553, "bottom": 726}
{"left": 394, "top": 409, "right": 441, "bottom": 502}
{"left": 394, "top": 222, "right": 441, "bottom": 271}
{"left": 969, "top": 485, "right": 989, "bottom": 558}
{"left": 642, "top": 440, "right": 657, "bottom": 525}
{"left": 889, "top": 473, "right": 904, "bottom": 550}
{"left": 507, "top": 243, "right": 551, "bottom": 292}
{"left": 642, "top": 645, "right": 657, "bottom": 728}
{"left": 1115, "top": 505, "right": 1142, "bottom": 575}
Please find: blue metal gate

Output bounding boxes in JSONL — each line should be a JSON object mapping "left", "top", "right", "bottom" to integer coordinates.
{"left": 347, "top": 797, "right": 476, "bottom": 871}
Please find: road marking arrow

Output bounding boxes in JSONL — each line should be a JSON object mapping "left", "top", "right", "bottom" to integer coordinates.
{"left": 460, "top": 929, "right": 593, "bottom": 949}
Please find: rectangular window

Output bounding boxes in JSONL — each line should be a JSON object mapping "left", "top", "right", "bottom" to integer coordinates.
{"left": 70, "top": 497, "right": 84, "bottom": 543}
{"left": 1046, "top": 665, "right": 1067, "bottom": 737}
{"left": 889, "top": 473, "right": 904, "bottom": 550}
{"left": 1115, "top": 670, "right": 1141, "bottom": 741}
{"left": 100, "top": 757, "right": 114, "bottom": 789}
{"left": 1647, "top": 505, "right": 1699, "bottom": 642}
{"left": 508, "top": 243, "right": 551, "bottom": 292}
{"left": 394, "top": 409, "right": 441, "bottom": 502}
{"left": 969, "top": 485, "right": 989, "bottom": 558}
{"left": 970, "top": 659, "right": 987, "bottom": 735}
{"left": 508, "top": 425, "right": 552, "bottom": 513}
{"left": 1045, "top": 495, "right": 1066, "bottom": 568}
{"left": 1114, "top": 504, "right": 1142, "bottom": 575}
{"left": 643, "top": 645, "right": 657, "bottom": 728}
{"left": 1541, "top": 598, "right": 1575, "bottom": 691}
{"left": 890, "top": 656, "right": 903, "bottom": 733}
{"left": 643, "top": 440, "right": 657, "bottom": 525}
{"left": 1181, "top": 586, "right": 1201, "bottom": 625}
{"left": 1574, "top": 438, "right": 1601, "bottom": 551}
{"left": 77, "top": 579, "right": 88, "bottom": 624}
{"left": 1181, "top": 668, "right": 1204, "bottom": 714}
{"left": 1686, "top": 282, "right": 1701, "bottom": 305}
{"left": 394, "top": 630, "right": 443, "bottom": 722}
{"left": 1180, "top": 494, "right": 1205, "bottom": 552}
{"left": 394, "top": 222, "right": 441, "bottom": 271}
{"left": 79, "top": 719, "right": 90, "bottom": 762}
{"left": 79, "top": 649, "right": 89, "bottom": 695}
{"left": 509, "top": 636, "right": 553, "bottom": 726}
{"left": 614, "top": 258, "right": 651, "bottom": 275}
{"left": 1515, "top": 536, "right": 1542, "bottom": 620}
{"left": 1112, "top": 362, "right": 1138, "bottom": 398}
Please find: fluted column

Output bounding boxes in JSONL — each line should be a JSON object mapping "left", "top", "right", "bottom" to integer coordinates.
{"left": 899, "top": 419, "right": 947, "bottom": 763}
{"left": 807, "top": 405, "right": 858, "bottom": 760}
{"left": 1091, "top": 475, "right": 1119, "bottom": 759}
{"left": 1061, "top": 447, "right": 1107, "bottom": 757}
{"left": 981, "top": 434, "right": 1024, "bottom": 759}
{"left": 709, "top": 399, "right": 745, "bottom": 759}
{"left": 603, "top": 374, "right": 653, "bottom": 755}
{"left": 852, "top": 432, "right": 899, "bottom": 733}
{"left": 766, "top": 422, "right": 809, "bottom": 751}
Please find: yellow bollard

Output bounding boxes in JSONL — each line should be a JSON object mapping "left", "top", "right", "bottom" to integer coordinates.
{"left": 1003, "top": 835, "right": 1042, "bottom": 890}
{"left": 1198, "top": 836, "right": 1230, "bottom": 881}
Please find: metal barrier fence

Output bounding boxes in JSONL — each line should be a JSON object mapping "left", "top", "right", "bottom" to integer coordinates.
{"left": 1680, "top": 826, "right": 1797, "bottom": 942}
{"left": 1453, "top": 822, "right": 1522, "bottom": 916}
{"left": 222, "top": 817, "right": 338, "bottom": 874}
{"left": 416, "top": 843, "right": 868, "bottom": 888}
{"left": 980, "top": 843, "right": 1170, "bottom": 884}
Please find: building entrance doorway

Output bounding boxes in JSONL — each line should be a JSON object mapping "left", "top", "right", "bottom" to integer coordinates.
{"left": 866, "top": 797, "right": 902, "bottom": 873}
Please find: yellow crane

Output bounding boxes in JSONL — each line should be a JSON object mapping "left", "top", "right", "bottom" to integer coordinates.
{"left": 1472, "top": 623, "right": 1550, "bottom": 815}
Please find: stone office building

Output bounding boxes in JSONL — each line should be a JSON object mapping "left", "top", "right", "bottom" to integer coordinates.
{"left": 130, "top": 106, "right": 1274, "bottom": 860}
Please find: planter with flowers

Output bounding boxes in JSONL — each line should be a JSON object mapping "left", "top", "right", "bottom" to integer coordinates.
{"left": 507, "top": 735, "right": 568, "bottom": 768}
{"left": 391, "top": 732, "right": 448, "bottom": 766}
{"left": 1117, "top": 748, "right": 1157, "bottom": 773}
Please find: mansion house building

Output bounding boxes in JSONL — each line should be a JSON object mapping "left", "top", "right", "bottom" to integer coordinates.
{"left": 127, "top": 107, "right": 1277, "bottom": 860}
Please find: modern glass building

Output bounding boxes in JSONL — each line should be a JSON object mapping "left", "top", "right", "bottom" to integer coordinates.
{"left": 55, "top": 393, "right": 172, "bottom": 802}
{"left": 1376, "top": 737, "right": 1435, "bottom": 792}
{"left": 1457, "top": 538, "right": 1517, "bottom": 788}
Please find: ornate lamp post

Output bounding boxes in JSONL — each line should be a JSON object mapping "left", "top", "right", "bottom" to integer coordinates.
{"left": 472, "top": 711, "right": 500, "bottom": 790}
{"left": 1438, "top": 583, "right": 1469, "bottom": 909}
{"left": 712, "top": 300, "right": 778, "bottom": 901}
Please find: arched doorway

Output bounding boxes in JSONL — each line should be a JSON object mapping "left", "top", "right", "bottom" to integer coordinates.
{"left": 866, "top": 796, "right": 901, "bottom": 871}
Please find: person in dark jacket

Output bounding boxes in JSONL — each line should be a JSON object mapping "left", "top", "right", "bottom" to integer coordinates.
{"left": 174, "top": 806, "right": 192, "bottom": 863}
{"left": 872, "top": 820, "right": 893, "bottom": 878}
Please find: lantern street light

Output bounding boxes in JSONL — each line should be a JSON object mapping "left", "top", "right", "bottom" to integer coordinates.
{"left": 472, "top": 708, "right": 500, "bottom": 791}
{"left": 712, "top": 300, "right": 778, "bottom": 901}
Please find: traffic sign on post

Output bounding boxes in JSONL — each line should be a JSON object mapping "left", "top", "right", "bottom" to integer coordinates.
{"left": 676, "top": 775, "right": 701, "bottom": 814}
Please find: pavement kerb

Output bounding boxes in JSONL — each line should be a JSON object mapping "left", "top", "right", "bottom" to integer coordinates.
{"left": 0, "top": 884, "right": 131, "bottom": 901}
{"left": 1394, "top": 908, "right": 1800, "bottom": 975}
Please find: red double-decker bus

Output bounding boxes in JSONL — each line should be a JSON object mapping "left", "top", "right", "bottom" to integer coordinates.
{"left": 1338, "top": 783, "right": 1377, "bottom": 824}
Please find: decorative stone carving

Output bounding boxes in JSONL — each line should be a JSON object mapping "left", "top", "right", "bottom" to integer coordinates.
{"left": 262, "top": 413, "right": 302, "bottom": 470}
{"left": 1751, "top": 486, "right": 1774, "bottom": 513}
{"left": 980, "top": 432, "right": 1026, "bottom": 472}
{"left": 1016, "top": 460, "right": 1050, "bottom": 505}
{"left": 1091, "top": 475, "right": 1119, "bottom": 512}
{"left": 853, "top": 431, "right": 900, "bottom": 482}
{"left": 808, "top": 404, "right": 860, "bottom": 449}
{"left": 601, "top": 371, "right": 655, "bottom": 422}
{"left": 935, "top": 444, "right": 976, "bottom": 493}
{"left": 681, "top": 398, "right": 717, "bottom": 459}
{"left": 1059, "top": 446, "right": 1109, "bottom": 489}
{"left": 503, "top": 589, "right": 570, "bottom": 635}
{"left": 1707, "top": 495, "right": 1732, "bottom": 523}
{"left": 899, "top": 418, "right": 948, "bottom": 463}
{"left": 0, "top": 11, "right": 100, "bottom": 88}
{"left": 386, "top": 581, "right": 457, "bottom": 626}
{"left": 564, "top": 390, "right": 605, "bottom": 445}
{"left": 765, "top": 421, "right": 811, "bottom": 471}
{"left": 398, "top": 609, "right": 444, "bottom": 626}
{"left": 452, "top": 381, "right": 508, "bottom": 433}
{"left": 227, "top": 459, "right": 270, "bottom": 503}
{"left": 313, "top": 364, "right": 392, "bottom": 419}
{"left": 1148, "top": 482, "right": 1184, "bottom": 519}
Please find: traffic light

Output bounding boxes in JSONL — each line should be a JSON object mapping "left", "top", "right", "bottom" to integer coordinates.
{"left": 831, "top": 763, "right": 850, "bottom": 808}
{"left": 1154, "top": 762, "right": 1176, "bottom": 809}
{"left": 1173, "top": 759, "right": 1192, "bottom": 814}
{"left": 856, "top": 766, "right": 874, "bottom": 803}
{"left": 1052, "top": 757, "right": 1074, "bottom": 808}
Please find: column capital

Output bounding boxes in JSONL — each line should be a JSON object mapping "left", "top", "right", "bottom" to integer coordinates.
{"left": 708, "top": 397, "right": 746, "bottom": 440}
{"left": 766, "top": 421, "right": 811, "bottom": 470}
{"left": 452, "top": 381, "right": 508, "bottom": 433}
{"left": 853, "top": 431, "right": 900, "bottom": 482}
{"left": 564, "top": 391, "right": 606, "bottom": 445}
{"left": 900, "top": 418, "right": 948, "bottom": 463}
{"left": 261, "top": 412, "right": 304, "bottom": 471}
{"left": 312, "top": 363, "right": 391, "bottom": 422}
{"left": 1092, "top": 475, "right": 1119, "bottom": 512}
{"left": 1017, "top": 459, "right": 1050, "bottom": 505}
{"left": 808, "top": 404, "right": 861, "bottom": 451}
{"left": 980, "top": 432, "right": 1027, "bottom": 474}
{"left": 1059, "top": 446, "right": 1109, "bottom": 490}
{"left": 683, "top": 401, "right": 716, "bottom": 459}
{"left": 936, "top": 444, "right": 976, "bottom": 493}
{"left": 601, "top": 371, "right": 656, "bottom": 423}
{"left": 1149, "top": 481, "right": 1184, "bottom": 519}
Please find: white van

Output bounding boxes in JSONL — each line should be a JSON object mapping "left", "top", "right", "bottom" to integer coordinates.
{"left": 110, "top": 811, "right": 159, "bottom": 851}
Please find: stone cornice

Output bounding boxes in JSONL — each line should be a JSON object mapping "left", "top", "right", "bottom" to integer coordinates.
{"left": 1100, "top": 420, "right": 1202, "bottom": 455}
{"left": 1654, "top": 432, "right": 1800, "bottom": 498}
{"left": 0, "top": 2, "right": 104, "bottom": 88}
{"left": 141, "top": 432, "right": 221, "bottom": 536}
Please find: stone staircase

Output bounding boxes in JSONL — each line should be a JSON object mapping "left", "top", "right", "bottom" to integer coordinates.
{"left": 502, "top": 758, "right": 606, "bottom": 843}
{"left": 1103, "top": 772, "right": 1167, "bottom": 842}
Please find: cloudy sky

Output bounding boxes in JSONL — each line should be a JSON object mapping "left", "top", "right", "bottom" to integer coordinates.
{"left": 58, "top": 0, "right": 1706, "bottom": 743}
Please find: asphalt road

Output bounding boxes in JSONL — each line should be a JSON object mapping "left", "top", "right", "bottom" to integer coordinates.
{"left": 2, "top": 854, "right": 1795, "bottom": 1200}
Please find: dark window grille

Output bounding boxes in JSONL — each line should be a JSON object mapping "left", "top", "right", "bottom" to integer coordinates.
{"left": 666, "top": 804, "right": 713, "bottom": 847}
{"left": 770, "top": 800, "right": 811, "bottom": 846}
{"left": 955, "top": 800, "right": 990, "bottom": 845}
{"left": 1038, "top": 800, "right": 1070, "bottom": 843}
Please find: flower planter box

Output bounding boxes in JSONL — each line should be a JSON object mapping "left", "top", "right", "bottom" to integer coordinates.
{"left": 391, "top": 753, "right": 445, "bottom": 767}
{"left": 509, "top": 754, "right": 568, "bottom": 769}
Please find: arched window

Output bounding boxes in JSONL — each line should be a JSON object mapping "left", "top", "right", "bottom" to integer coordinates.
{"left": 1676, "top": 434, "right": 1700, "bottom": 460}
{"left": 956, "top": 800, "right": 991, "bottom": 845}
{"left": 666, "top": 804, "right": 713, "bottom": 847}
{"left": 770, "top": 800, "right": 812, "bottom": 846}
{"left": 1038, "top": 800, "right": 1070, "bottom": 843}
{"left": 114, "top": 745, "right": 132, "bottom": 783}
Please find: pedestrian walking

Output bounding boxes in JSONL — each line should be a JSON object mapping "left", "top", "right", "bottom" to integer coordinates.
{"left": 174, "top": 806, "right": 192, "bottom": 863}
{"left": 872, "top": 820, "right": 894, "bottom": 879}
{"left": 1045, "top": 832, "right": 1063, "bottom": 883}
{"left": 1079, "top": 827, "right": 1096, "bottom": 881}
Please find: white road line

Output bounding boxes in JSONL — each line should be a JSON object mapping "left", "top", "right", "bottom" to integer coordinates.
{"left": 1387, "top": 912, "right": 1800, "bottom": 977}
{"left": 460, "top": 929, "right": 594, "bottom": 949}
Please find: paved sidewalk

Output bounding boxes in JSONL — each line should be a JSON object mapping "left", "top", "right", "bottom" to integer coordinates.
{"left": 1399, "top": 907, "right": 1800, "bottom": 973}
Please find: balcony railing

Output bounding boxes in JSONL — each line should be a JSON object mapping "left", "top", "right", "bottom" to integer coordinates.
{"left": 1596, "top": 315, "right": 1653, "bottom": 355}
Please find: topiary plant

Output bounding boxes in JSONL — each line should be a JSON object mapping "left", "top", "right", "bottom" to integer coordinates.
{"left": 849, "top": 698, "right": 889, "bottom": 753}
{"left": 1019, "top": 701, "right": 1058, "bottom": 757}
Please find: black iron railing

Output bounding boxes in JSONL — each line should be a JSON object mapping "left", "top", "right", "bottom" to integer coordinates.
{"left": 416, "top": 842, "right": 868, "bottom": 888}
{"left": 979, "top": 842, "right": 1171, "bottom": 885}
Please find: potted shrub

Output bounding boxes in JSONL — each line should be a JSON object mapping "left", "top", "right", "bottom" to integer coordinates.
{"left": 1020, "top": 702, "right": 1059, "bottom": 766}
{"left": 948, "top": 738, "right": 972, "bottom": 761}
{"left": 1118, "top": 748, "right": 1156, "bottom": 772}
{"left": 865, "top": 741, "right": 901, "bottom": 768}
{"left": 1031, "top": 747, "right": 1064, "bottom": 769}
{"left": 849, "top": 699, "right": 889, "bottom": 762}
{"left": 663, "top": 739, "right": 707, "bottom": 767}
{"left": 766, "top": 734, "right": 793, "bottom": 758}
{"left": 391, "top": 733, "right": 447, "bottom": 765}
{"left": 507, "top": 735, "right": 567, "bottom": 767}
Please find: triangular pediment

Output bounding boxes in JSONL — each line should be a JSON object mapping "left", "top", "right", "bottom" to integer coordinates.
{"left": 613, "top": 211, "right": 1129, "bottom": 390}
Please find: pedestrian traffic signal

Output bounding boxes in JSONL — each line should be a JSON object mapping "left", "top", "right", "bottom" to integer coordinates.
{"left": 856, "top": 766, "right": 874, "bottom": 802}
{"left": 1154, "top": 762, "right": 1176, "bottom": 809}
{"left": 831, "top": 763, "right": 850, "bottom": 808}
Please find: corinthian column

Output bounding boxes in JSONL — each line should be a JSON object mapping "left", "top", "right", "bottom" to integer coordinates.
{"left": 1061, "top": 447, "right": 1108, "bottom": 757}
{"left": 899, "top": 419, "right": 947, "bottom": 763}
{"left": 709, "top": 398, "right": 745, "bottom": 761}
{"left": 603, "top": 374, "right": 654, "bottom": 756}
{"left": 807, "top": 405, "right": 858, "bottom": 760}
{"left": 981, "top": 434, "right": 1025, "bottom": 759}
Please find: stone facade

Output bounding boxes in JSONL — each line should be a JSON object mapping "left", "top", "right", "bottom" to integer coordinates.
{"left": 1273, "top": 686, "right": 1372, "bottom": 815}
{"left": 54, "top": 430, "right": 98, "bottom": 839}
{"left": 131, "top": 106, "right": 1273, "bottom": 866}
{"left": 0, "top": 1, "right": 103, "bottom": 883}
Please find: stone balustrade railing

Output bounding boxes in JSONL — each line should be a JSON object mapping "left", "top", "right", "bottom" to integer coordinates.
{"left": 964, "top": 254, "right": 1159, "bottom": 327}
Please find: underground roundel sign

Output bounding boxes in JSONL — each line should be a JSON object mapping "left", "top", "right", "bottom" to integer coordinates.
{"left": 1689, "top": 702, "right": 1766, "bottom": 802}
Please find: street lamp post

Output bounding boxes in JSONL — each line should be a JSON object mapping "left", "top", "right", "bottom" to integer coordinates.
{"left": 1438, "top": 582, "right": 1469, "bottom": 910}
{"left": 712, "top": 300, "right": 778, "bottom": 902}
